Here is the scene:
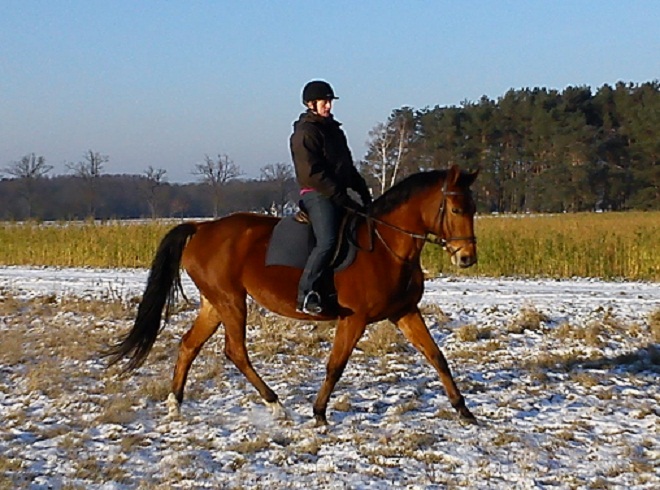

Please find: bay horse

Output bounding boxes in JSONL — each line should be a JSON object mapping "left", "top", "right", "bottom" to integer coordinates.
{"left": 107, "top": 164, "right": 479, "bottom": 425}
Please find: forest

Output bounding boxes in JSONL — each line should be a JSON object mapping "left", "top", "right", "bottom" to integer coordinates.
{"left": 1, "top": 81, "right": 657, "bottom": 220}
{"left": 363, "top": 80, "right": 658, "bottom": 213}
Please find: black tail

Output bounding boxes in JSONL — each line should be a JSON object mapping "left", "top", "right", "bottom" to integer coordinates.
{"left": 106, "top": 222, "right": 198, "bottom": 371}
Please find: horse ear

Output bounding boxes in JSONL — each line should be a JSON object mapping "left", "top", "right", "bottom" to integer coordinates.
{"left": 464, "top": 167, "right": 480, "bottom": 187}
{"left": 448, "top": 164, "right": 461, "bottom": 185}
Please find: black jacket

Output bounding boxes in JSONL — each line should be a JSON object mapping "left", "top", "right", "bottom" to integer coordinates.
{"left": 290, "top": 110, "right": 371, "bottom": 207}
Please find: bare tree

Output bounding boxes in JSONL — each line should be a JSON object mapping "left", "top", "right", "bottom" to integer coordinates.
{"left": 142, "top": 166, "right": 167, "bottom": 218}
{"left": 66, "top": 150, "right": 109, "bottom": 217}
{"left": 193, "top": 154, "right": 242, "bottom": 217}
{"left": 364, "top": 109, "right": 413, "bottom": 196}
{"left": 260, "top": 162, "right": 294, "bottom": 215}
{"left": 3, "top": 153, "right": 53, "bottom": 218}
{"left": 3, "top": 153, "right": 53, "bottom": 179}
{"left": 66, "top": 150, "right": 108, "bottom": 179}
{"left": 367, "top": 122, "right": 395, "bottom": 196}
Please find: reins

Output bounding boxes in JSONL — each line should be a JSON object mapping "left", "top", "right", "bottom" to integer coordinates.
{"left": 347, "top": 179, "right": 476, "bottom": 263}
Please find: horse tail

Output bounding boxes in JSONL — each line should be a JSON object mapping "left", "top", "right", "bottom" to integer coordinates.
{"left": 106, "top": 222, "right": 198, "bottom": 372}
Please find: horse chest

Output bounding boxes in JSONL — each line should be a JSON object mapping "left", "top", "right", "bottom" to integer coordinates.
{"left": 377, "top": 266, "right": 424, "bottom": 309}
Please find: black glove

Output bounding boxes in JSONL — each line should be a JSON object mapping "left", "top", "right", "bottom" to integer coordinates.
{"left": 360, "top": 191, "right": 372, "bottom": 207}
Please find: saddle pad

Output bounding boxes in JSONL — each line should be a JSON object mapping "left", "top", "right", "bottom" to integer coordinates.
{"left": 265, "top": 216, "right": 357, "bottom": 272}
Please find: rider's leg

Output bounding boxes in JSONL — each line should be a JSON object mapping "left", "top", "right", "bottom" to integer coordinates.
{"left": 297, "top": 191, "right": 340, "bottom": 310}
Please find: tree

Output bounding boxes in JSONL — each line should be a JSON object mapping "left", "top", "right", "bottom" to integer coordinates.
{"left": 364, "top": 108, "right": 414, "bottom": 196}
{"left": 66, "top": 150, "right": 108, "bottom": 179}
{"left": 142, "top": 166, "right": 168, "bottom": 218}
{"left": 2, "top": 153, "right": 53, "bottom": 218}
{"left": 193, "top": 154, "right": 242, "bottom": 217}
{"left": 66, "top": 150, "right": 109, "bottom": 217}
{"left": 260, "top": 162, "right": 294, "bottom": 215}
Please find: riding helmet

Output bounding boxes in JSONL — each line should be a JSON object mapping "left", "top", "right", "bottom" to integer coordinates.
{"left": 302, "top": 80, "right": 338, "bottom": 104}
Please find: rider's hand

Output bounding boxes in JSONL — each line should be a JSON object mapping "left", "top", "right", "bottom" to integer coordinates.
{"left": 360, "top": 191, "right": 372, "bottom": 207}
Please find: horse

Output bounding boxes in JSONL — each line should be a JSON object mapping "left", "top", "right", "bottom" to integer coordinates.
{"left": 107, "top": 164, "right": 479, "bottom": 426}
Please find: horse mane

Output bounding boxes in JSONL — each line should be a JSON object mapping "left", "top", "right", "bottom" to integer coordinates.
{"left": 367, "top": 169, "right": 448, "bottom": 217}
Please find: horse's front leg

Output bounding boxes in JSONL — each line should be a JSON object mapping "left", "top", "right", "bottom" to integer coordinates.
{"left": 222, "top": 299, "right": 280, "bottom": 406}
{"left": 393, "top": 308, "right": 477, "bottom": 424}
{"left": 313, "top": 316, "right": 366, "bottom": 426}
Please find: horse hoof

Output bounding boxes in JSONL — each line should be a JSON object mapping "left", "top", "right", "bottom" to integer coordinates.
{"left": 458, "top": 409, "right": 479, "bottom": 426}
{"left": 166, "top": 393, "right": 181, "bottom": 418}
{"left": 266, "top": 400, "right": 291, "bottom": 421}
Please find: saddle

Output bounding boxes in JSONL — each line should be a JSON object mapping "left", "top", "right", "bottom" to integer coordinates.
{"left": 264, "top": 210, "right": 359, "bottom": 272}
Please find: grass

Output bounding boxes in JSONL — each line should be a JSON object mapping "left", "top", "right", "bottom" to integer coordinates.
{"left": 422, "top": 211, "right": 660, "bottom": 280}
{"left": 649, "top": 309, "right": 660, "bottom": 342}
{"left": 1, "top": 212, "right": 659, "bottom": 280}
{"left": 226, "top": 434, "right": 272, "bottom": 454}
{"left": 358, "top": 321, "right": 409, "bottom": 356}
{"left": 0, "top": 219, "right": 172, "bottom": 268}
{"left": 454, "top": 324, "right": 492, "bottom": 342}
{"left": 507, "top": 304, "right": 549, "bottom": 334}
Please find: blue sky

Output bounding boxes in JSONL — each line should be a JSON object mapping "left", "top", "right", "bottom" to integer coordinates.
{"left": 2, "top": 1, "right": 658, "bottom": 182}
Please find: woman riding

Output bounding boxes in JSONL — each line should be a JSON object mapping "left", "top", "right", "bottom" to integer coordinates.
{"left": 290, "top": 80, "right": 372, "bottom": 315}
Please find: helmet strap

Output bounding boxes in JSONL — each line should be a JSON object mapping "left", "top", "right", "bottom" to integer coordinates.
{"left": 307, "top": 100, "right": 320, "bottom": 114}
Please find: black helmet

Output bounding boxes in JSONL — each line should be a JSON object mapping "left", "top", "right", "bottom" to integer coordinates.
{"left": 302, "top": 80, "right": 338, "bottom": 104}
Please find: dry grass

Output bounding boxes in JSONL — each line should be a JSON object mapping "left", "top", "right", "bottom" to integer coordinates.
{"left": 0, "top": 220, "right": 172, "bottom": 268}
{"left": 420, "top": 303, "right": 451, "bottom": 323}
{"left": 358, "top": 321, "right": 410, "bottom": 357}
{"left": 454, "top": 323, "right": 492, "bottom": 342}
{"left": 2, "top": 212, "right": 659, "bottom": 280}
{"left": 508, "top": 304, "right": 549, "bottom": 334}
{"left": 553, "top": 309, "right": 628, "bottom": 348}
{"left": 422, "top": 211, "right": 660, "bottom": 280}
{"left": 226, "top": 434, "right": 272, "bottom": 454}
{"left": 649, "top": 308, "right": 660, "bottom": 343}
{"left": 97, "top": 396, "right": 140, "bottom": 425}
{"left": 359, "top": 430, "right": 438, "bottom": 464}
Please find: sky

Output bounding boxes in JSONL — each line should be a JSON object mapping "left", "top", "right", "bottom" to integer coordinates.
{"left": 1, "top": 1, "right": 658, "bottom": 183}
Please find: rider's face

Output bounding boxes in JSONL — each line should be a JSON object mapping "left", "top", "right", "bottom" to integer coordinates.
{"left": 307, "top": 99, "right": 333, "bottom": 117}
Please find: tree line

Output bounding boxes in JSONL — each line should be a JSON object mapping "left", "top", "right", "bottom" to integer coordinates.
{"left": 0, "top": 153, "right": 298, "bottom": 220}
{"left": 2, "top": 81, "right": 657, "bottom": 220}
{"left": 362, "top": 81, "right": 658, "bottom": 212}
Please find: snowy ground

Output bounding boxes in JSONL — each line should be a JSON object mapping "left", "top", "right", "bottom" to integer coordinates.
{"left": 0, "top": 266, "right": 658, "bottom": 489}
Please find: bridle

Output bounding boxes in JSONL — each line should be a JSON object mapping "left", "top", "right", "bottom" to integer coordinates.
{"left": 354, "top": 179, "right": 476, "bottom": 262}
{"left": 430, "top": 179, "right": 477, "bottom": 253}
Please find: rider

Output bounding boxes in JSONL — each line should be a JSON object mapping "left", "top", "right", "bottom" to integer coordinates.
{"left": 290, "top": 80, "right": 372, "bottom": 315}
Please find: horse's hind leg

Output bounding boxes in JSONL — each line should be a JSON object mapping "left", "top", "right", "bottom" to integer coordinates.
{"left": 171, "top": 295, "right": 222, "bottom": 406}
{"left": 393, "top": 308, "right": 477, "bottom": 424}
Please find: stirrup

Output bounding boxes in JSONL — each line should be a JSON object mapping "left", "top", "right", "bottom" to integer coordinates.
{"left": 301, "top": 291, "right": 323, "bottom": 315}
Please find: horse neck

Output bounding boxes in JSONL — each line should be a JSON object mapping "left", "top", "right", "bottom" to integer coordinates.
{"left": 368, "top": 195, "right": 431, "bottom": 264}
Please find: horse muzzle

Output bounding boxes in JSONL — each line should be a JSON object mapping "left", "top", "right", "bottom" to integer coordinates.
{"left": 446, "top": 239, "right": 477, "bottom": 268}
{"left": 452, "top": 251, "right": 477, "bottom": 268}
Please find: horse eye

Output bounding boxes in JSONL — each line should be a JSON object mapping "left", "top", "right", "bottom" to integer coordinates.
{"left": 452, "top": 207, "right": 461, "bottom": 214}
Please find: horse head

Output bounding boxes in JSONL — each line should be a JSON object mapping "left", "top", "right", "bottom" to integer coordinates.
{"left": 431, "top": 164, "right": 479, "bottom": 268}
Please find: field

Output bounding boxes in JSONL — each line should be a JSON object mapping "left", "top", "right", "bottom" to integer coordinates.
{"left": 0, "top": 268, "right": 658, "bottom": 489}
{"left": 1, "top": 213, "right": 658, "bottom": 488}
{"left": 1, "top": 211, "right": 659, "bottom": 280}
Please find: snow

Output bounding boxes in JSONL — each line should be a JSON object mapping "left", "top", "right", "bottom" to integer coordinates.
{"left": 1, "top": 266, "right": 658, "bottom": 489}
